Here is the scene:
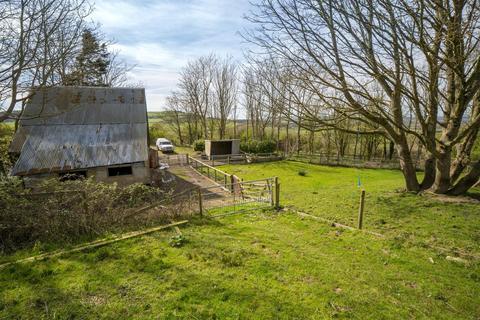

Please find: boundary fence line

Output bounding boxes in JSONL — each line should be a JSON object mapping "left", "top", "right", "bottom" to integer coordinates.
{"left": 286, "top": 152, "right": 424, "bottom": 170}
{"left": 143, "top": 154, "right": 283, "bottom": 217}
{"left": 171, "top": 156, "right": 282, "bottom": 215}
{"left": 206, "top": 153, "right": 283, "bottom": 166}
{"left": 157, "top": 152, "right": 283, "bottom": 169}
{"left": 198, "top": 178, "right": 277, "bottom": 217}
{"left": 135, "top": 176, "right": 279, "bottom": 218}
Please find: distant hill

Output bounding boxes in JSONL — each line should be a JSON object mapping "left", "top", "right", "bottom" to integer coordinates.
{"left": 147, "top": 111, "right": 247, "bottom": 123}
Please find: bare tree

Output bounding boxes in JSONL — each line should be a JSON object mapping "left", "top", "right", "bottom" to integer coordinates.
{"left": 179, "top": 55, "right": 216, "bottom": 139}
{"left": 103, "top": 49, "right": 133, "bottom": 87}
{"left": 0, "top": 0, "right": 92, "bottom": 123}
{"left": 242, "top": 65, "right": 274, "bottom": 140}
{"left": 165, "top": 90, "right": 199, "bottom": 144}
{"left": 246, "top": 0, "right": 480, "bottom": 195}
{"left": 165, "top": 92, "right": 185, "bottom": 145}
{"left": 212, "top": 56, "right": 238, "bottom": 139}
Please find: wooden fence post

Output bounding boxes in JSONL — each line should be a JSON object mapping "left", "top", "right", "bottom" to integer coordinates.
{"left": 274, "top": 177, "right": 280, "bottom": 209}
{"left": 186, "top": 153, "right": 190, "bottom": 165}
{"left": 230, "top": 174, "right": 235, "bottom": 193}
{"left": 358, "top": 190, "right": 366, "bottom": 229}
{"left": 197, "top": 188, "right": 203, "bottom": 217}
{"left": 269, "top": 178, "right": 275, "bottom": 207}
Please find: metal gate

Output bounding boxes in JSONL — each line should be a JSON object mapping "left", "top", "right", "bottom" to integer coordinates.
{"left": 158, "top": 154, "right": 189, "bottom": 167}
{"left": 196, "top": 177, "right": 276, "bottom": 216}
{"left": 135, "top": 176, "right": 277, "bottom": 219}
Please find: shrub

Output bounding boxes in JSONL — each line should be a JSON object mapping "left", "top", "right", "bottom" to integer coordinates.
{"left": 240, "top": 140, "right": 256, "bottom": 153}
{"left": 149, "top": 123, "right": 176, "bottom": 145}
{"left": 0, "top": 176, "right": 195, "bottom": 253}
{"left": 240, "top": 139, "right": 276, "bottom": 154}
{"left": 193, "top": 139, "right": 205, "bottom": 152}
{"left": 169, "top": 234, "right": 187, "bottom": 247}
{"left": 298, "top": 170, "right": 307, "bottom": 176}
{"left": 0, "top": 124, "right": 14, "bottom": 176}
{"left": 257, "top": 140, "right": 276, "bottom": 153}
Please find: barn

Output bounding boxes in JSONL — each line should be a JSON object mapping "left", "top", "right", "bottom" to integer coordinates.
{"left": 9, "top": 86, "right": 152, "bottom": 187}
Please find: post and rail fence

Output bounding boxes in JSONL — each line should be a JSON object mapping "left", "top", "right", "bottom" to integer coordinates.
{"left": 287, "top": 152, "right": 424, "bottom": 170}
{"left": 189, "top": 157, "right": 234, "bottom": 192}
{"left": 207, "top": 153, "right": 283, "bottom": 166}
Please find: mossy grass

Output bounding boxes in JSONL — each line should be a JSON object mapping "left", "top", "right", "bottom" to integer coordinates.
{"left": 1, "top": 161, "right": 479, "bottom": 318}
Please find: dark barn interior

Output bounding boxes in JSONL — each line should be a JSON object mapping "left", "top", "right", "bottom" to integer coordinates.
{"left": 210, "top": 141, "right": 233, "bottom": 155}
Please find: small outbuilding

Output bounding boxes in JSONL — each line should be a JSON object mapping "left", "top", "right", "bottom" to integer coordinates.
{"left": 204, "top": 139, "right": 240, "bottom": 159}
{"left": 9, "top": 86, "right": 152, "bottom": 187}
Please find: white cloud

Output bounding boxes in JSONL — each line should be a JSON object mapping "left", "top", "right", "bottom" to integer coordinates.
{"left": 92, "top": 0, "right": 253, "bottom": 110}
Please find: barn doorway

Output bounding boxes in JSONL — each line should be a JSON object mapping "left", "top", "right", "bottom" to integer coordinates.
{"left": 210, "top": 141, "right": 233, "bottom": 156}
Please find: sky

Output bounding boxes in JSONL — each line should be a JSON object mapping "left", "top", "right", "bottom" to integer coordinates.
{"left": 92, "top": 0, "right": 254, "bottom": 111}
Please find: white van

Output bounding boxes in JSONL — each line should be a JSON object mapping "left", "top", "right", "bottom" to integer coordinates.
{"left": 156, "top": 138, "right": 175, "bottom": 153}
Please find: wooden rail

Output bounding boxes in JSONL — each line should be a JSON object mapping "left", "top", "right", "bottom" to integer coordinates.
{"left": 0, "top": 220, "right": 189, "bottom": 269}
{"left": 209, "top": 153, "right": 247, "bottom": 165}
{"left": 189, "top": 157, "right": 234, "bottom": 191}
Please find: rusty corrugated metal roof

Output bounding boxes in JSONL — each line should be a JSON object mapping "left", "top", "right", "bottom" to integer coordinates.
{"left": 9, "top": 126, "right": 31, "bottom": 153}
{"left": 20, "top": 86, "right": 146, "bottom": 125}
{"left": 12, "top": 124, "right": 148, "bottom": 175}
{"left": 11, "top": 86, "right": 149, "bottom": 176}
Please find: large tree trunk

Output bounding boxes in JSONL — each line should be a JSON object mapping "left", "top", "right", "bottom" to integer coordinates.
{"left": 448, "top": 161, "right": 480, "bottom": 195}
{"left": 388, "top": 141, "right": 395, "bottom": 160}
{"left": 396, "top": 142, "right": 420, "bottom": 192}
{"left": 450, "top": 130, "right": 478, "bottom": 183}
{"left": 420, "top": 154, "right": 436, "bottom": 190}
{"left": 431, "top": 146, "right": 453, "bottom": 194}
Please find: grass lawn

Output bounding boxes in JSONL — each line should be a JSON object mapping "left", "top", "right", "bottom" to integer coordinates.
{"left": 174, "top": 146, "right": 196, "bottom": 155}
{"left": 220, "top": 161, "right": 480, "bottom": 257}
{"left": 1, "top": 161, "right": 479, "bottom": 319}
{"left": 1, "top": 212, "right": 479, "bottom": 319}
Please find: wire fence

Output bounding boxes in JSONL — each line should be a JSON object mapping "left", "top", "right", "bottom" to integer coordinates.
{"left": 158, "top": 154, "right": 190, "bottom": 167}
{"left": 199, "top": 179, "right": 275, "bottom": 217}
{"left": 133, "top": 176, "right": 277, "bottom": 219}
{"left": 207, "top": 153, "right": 283, "bottom": 166}
{"left": 287, "top": 152, "right": 423, "bottom": 170}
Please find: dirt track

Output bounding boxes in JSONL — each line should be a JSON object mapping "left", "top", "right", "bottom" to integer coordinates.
{"left": 167, "top": 165, "right": 233, "bottom": 209}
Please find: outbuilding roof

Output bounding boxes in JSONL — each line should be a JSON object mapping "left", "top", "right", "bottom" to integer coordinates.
{"left": 11, "top": 86, "right": 149, "bottom": 176}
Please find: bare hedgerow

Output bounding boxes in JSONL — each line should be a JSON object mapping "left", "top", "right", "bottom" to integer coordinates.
{"left": 0, "top": 177, "right": 197, "bottom": 253}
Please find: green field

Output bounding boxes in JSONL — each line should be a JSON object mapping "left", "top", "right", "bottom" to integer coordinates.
{"left": 1, "top": 161, "right": 479, "bottom": 319}
{"left": 220, "top": 161, "right": 480, "bottom": 253}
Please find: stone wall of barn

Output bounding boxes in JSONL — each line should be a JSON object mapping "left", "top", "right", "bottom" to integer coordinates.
{"left": 22, "top": 162, "right": 151, "bottom": 188}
